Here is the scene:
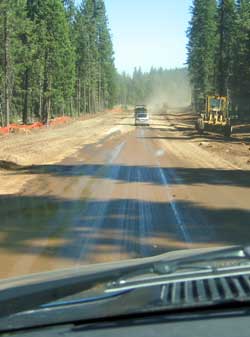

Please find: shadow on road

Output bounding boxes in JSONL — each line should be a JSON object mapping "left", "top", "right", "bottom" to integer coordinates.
{"left": 6, "top": 163, "right": 250, "bottom": 188}
{"left": 0, "top": 194, "right": 250, "bottom": 265}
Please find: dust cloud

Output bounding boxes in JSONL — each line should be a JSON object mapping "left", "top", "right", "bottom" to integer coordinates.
{"left": 145, "top": 69, "right": 192, "bottom": 112}
{"left": 146, "top": 86, "right": 191, "bottom": 112}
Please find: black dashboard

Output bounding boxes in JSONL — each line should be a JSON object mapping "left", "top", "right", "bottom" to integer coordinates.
{"left": 3, "top": 307, "right": 250, "bottom": 337}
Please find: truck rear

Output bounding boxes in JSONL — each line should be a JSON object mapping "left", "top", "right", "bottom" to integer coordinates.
{"left": 134, "top": 105, "right": 150, "bottom": 126}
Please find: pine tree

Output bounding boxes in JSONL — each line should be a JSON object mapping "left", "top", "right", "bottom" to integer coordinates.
{"left": 217, "top": 0, "right": 237, "bottom": 96}
{"left": 0, "top": 0, "right": 12, "bottom": 126}
{"left": 95, "top": 0, "right": 115, "bottom": 109}
{"left": 75, "top": 0, "right": 115, "bottom": 114}
{"left": 231, "top": 0, "right": 250, "bottom": 116}
{"left": 63, "top": 0, "right": 76, "bottom": 21}
{"left": 13, "top": 0, "right": 36, "bottom": 124}
{"left": 187, "top": 0, "right": 218, "bottom": 112}
{"left": 27, "top": 0, "right": 75, "bottom": 123}
{"left": 63, "top": 0, "right": 76, "bottom": 45}
{"left": 75, "top": 0, "right": 98, "bottom": 114}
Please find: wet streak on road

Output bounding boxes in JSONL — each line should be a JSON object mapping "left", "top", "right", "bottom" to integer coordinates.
{"left": 0, "top": 116, "right": 250, "bottom": 279}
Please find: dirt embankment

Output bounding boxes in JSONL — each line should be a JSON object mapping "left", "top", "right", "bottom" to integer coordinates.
{"left": 0, "top": 111, "right": 133, "bottom": 194}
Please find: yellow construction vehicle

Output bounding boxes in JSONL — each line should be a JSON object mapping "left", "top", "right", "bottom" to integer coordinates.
{"left": 195, "top": 95, "right": 232, "bottom": 137}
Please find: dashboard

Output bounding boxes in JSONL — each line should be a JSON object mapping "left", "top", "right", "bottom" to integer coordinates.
{"left": 3, "top": 307, "right": 250, "bottom": 337}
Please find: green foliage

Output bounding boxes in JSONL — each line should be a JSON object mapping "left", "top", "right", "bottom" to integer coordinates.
{"left": 27, "top": 0, "right": 75, "bottom": 123}
{"left": 187, "top": 0, "right": 218, "bottom": 112}
{"left": 0, "top": 0, "right": 116, "bottom": 126}
{"left": 75, "top": 0, "right": 116, "bottom": 114}
{"left": 187, "top": 0, "right": 250, "bottom": 118}
{"left": 231, "top": 0, "right": 250, "bottom": 116}
{"left": 217, "top": 0, "right": 237, "bottom": 96}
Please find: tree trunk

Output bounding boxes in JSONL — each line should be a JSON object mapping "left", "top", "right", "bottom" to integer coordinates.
{"left": 3, "top": 4, "right": 10, "bottom": 127}
{"left": 88, "top": 86, "right": 91, "bottom": 113}
{"left": 39, "top": 79, "right": 42, "bottom": 119}
{"left": 77, "top": 78, "right": 81, "bottom": 116}
{"left": 42, "top": 51, "right": 49, "bottom": 124}
{"left": 70, "top": 97, "right": 73, "bottom": 117}
{"left": 22, "top": 69, "right": 29, "bottom": 124}
{"left": 218, "top": 1, "right": 225, "bottom": 96}
{"left": 83, "top": 82, "right": 86, "bottom": 113}
{"left": 47, "top": 93, "right": 51, "bottom": 121}
{"left": 98, "top": 66, "right": 101, "bottom": 111}
{"left": 92, "top": 88, "right": 96, "bottom": 113}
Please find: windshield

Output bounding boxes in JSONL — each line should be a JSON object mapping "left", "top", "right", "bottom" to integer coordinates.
{"left": 136, "top": 112, "right": 148, "bottom": 118}
{"left": 210, "top": 98, "right": 221, "bottom": 109}
{"left": 0, "top": 0, "right": 250, "bottom": 329}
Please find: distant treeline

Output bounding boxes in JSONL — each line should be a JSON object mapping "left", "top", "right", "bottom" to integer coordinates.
{"left": 0, "top": 0, "right": 116, "bottom": 126}
{"left": 187, "top": 0, "right": 250, "bottom": 117}
{"left": 116, "top": 68, "right": 191, "bottom": 108}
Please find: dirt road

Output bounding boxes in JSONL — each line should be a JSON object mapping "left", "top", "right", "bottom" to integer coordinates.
{"left": 0, "top": 110, "right": 250, "bottom": 279}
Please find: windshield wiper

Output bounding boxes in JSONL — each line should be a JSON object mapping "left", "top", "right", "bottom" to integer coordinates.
{"left": 106, "top": 264, "right": 250, "bottom": 293}
{"left": 41, "top": 289, "right": 132, "bottom": 309}
{"left": 106, "top": 246, "right": 250, "bottom": 293}
{"left": 0, "top": 261, "right": 153, "bottom": 318}
{"left": 0, "top": 245, "right": 249, "bottom": 317}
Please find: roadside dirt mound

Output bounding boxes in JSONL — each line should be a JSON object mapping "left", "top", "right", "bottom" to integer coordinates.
{"left": 49, "top": 116, "right": 72, "bottom": 127}
{"left": 0, "top": 122, "right": 43, "bottom": 135}
{"left": 0, "top": 117, "right": 73, "bottom": 136}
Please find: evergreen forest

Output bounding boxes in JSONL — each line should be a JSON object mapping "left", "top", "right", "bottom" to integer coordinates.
{"left": 2, "top": 1, "right": 250, "bottom": 126}
{"left": 187, "top": 0, "right": 250, "bottom": 118}
{"left": 0, "top": 0, "right": 116, "bottom": 126}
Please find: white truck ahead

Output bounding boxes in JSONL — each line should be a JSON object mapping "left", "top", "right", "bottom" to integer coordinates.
{"left": 134, "top": 105, "right": 150, "bottom": 126}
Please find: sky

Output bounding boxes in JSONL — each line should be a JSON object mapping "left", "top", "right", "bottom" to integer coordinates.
{"left": 77, "top": 0, "right": 193, "bottom": 74}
